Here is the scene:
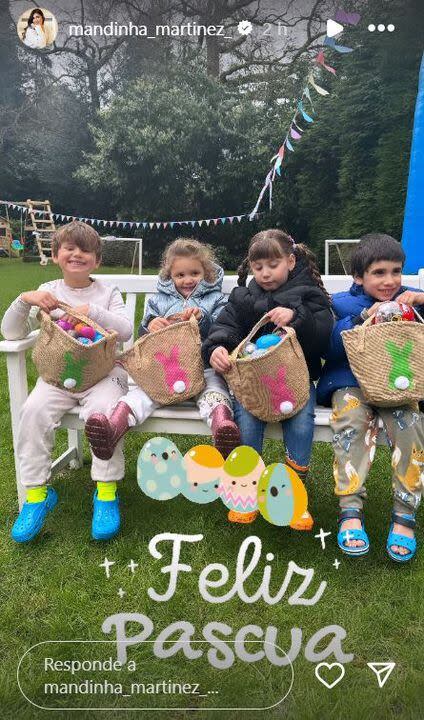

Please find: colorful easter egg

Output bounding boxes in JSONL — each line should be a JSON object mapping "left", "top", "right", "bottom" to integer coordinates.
{"left": 137, "top": 437, "right": 186, "bottom": 500}
{"left": 57, "top": 319, "right": 73, "bottom": 331}
{"left": 217, "top": 446, "right": 265, "bottom": 513}
{"left": 93, "top": 331, "right": 104, "bottom": 342}
{"left": 255, "top": 334, "right": 281, "bottom": 350}
{"left": 257, "top": 463, "right": 308, "bottom": 526}
{"left": 74, "top": 323, "right": 86, "bottom": 334}
{"left": 78, "top": 325, "right": 96, "bottom": 340}
{"left": 77, "top": 337, "right": 92, "bottom": 345}
{"left": 181, "top": 445, "right": 224, "bottom": 504}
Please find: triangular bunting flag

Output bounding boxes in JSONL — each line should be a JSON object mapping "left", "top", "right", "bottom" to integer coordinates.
{"left": 324, "top": 36, "right": 353, "bottom": 53}
{"left": 309, "top": 74, "right": 330, "bottom": 96}
{"left": 315, "top": 50, "right": 336, "bottom": 75}
{"left": 290, "top": 127, "right": 302, "bottom": 140}
{"left": 298, "top": 101, "right": 314, "bottom": 122}
{"left": 335, "top": 10, "right": 361, "bottom": 25}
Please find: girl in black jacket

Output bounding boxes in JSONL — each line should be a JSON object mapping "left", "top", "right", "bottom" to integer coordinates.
{"left": 203, "top": 229, "right": 333, "bottom": 530}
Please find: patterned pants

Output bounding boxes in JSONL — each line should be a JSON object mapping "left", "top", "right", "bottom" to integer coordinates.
{"left": 331, "top": 387, "right": 424, "bottom": 514}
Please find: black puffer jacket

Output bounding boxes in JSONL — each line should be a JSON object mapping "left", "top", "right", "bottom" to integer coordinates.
{"left": 203, "top": 259, "right": 334, "bottom": 380}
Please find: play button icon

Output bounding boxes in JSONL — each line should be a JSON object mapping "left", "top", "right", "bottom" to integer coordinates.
{"left": 327, "top": 19, "right": 344, "bottom": 37}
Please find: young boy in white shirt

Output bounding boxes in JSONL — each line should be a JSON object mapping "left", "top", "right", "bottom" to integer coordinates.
{"left": 1, "top": 221, "right": 133, "bottom": 543}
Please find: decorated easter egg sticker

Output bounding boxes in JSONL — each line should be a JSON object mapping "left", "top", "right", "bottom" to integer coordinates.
{"left": 217, "top": 446, "right": 265, "bottom": 514}
{"left": 137, "top": 437, "right": 186, "bottom": 501}
{"left": 257, "top": 463, "right": 308, "bottom": 526}
{"left": 181, "top": 444, "right": 224, "bottom": 504}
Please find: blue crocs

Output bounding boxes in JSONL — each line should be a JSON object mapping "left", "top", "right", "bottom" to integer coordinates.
{"left": 11, "top": 487, "right": 58, "bottom": 543}
{"left": 337, "top": 508, "right": 370, "bottom": 557}
{"left": 91, "top": 491, "right": 120, "bottom": 541}
{"left": 387, "top": 512, "right": 417, "bottom": 563}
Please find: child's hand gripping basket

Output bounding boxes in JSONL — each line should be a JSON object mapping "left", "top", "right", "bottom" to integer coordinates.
{"left": 225, "top": 315, "right": 310, "bottom": 422}
{"left": 32, "top": 302, "right": 118, "bottom": 393}
{"left": 120, "top": 315, "right": 205, "bottom": 405}
{"left": 341, "top": 310, "right": 424, "bottom": 406}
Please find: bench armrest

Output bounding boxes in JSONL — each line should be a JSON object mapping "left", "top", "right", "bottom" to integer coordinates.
{"left": 0, "top": 330, "right": 39, "bottom": 353}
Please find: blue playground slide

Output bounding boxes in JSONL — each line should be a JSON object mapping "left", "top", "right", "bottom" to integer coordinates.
{"left": 402, "top": 52, "right": 424, "bottom": 272}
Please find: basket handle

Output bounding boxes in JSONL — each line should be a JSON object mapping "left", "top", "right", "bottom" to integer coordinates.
{"left": 412, "top": 306, "right": 424, "bottom": 323}
{"left": 55, "top": 301, "right": 96, "bottom": 325}
{"left": 357, "top": 308, "right": 424, "bottom": 352}
{"left": 230, "top": 313, "right": 298, "bottom": 361}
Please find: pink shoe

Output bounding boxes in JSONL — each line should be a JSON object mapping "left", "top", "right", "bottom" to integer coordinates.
{"left": 211, "top": 404, "right": 240, "bottom": 459}
{"left": 85, "top": 401, "right": 134, "bottom": 460}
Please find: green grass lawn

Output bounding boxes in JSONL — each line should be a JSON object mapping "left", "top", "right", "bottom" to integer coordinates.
{"left": 0, "top": 258, "right": 423, "bottom": 720}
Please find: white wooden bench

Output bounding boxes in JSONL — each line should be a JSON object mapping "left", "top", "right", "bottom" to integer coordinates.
{"left": 2, "top": 271, "right": 423, "bottom": 507}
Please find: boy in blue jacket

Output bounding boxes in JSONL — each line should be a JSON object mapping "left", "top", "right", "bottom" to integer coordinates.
{"left": 317, "top": 234, "right": 424, "bottom": 562}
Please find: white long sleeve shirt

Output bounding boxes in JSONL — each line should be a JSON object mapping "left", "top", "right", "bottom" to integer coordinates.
{"left": 23, "top": 25, "right": 47, "bottom": 49}
{"left": 1, "top": 278, "right": 133, "bottom": 342}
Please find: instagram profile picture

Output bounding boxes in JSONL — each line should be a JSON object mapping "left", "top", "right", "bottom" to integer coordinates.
{"left": 17, "top": 8, "right": 58, "bottom": 50}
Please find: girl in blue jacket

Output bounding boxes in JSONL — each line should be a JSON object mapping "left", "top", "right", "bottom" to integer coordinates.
{"left": 85, "top": 239, "right": 239, "bottom": 460}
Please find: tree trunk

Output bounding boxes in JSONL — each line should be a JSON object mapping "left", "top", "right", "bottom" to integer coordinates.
{"left": 206, "top": 34, "right": 220, "bottom": 77}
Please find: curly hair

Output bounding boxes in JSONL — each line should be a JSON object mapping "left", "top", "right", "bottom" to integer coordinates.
{"left": 237, "top": 229, "right": 331, "bottom": 303}
{"left": 160, "top": 238, "right": 218, "bottom": 283}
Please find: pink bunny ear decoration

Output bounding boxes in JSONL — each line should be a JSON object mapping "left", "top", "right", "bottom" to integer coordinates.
{"left": 261, "top": 368, "right": 296, "bottom": 415}
{"left": 155, "top": 346, "right": 189, "bottom": 394}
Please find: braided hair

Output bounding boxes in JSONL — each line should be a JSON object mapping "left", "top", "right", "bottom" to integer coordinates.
{"left": 237, "top": 229, "right": 331, "bottom": 304}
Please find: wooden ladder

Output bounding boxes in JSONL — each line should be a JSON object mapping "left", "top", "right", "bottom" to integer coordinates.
{"left": 25, "top": 199, "right": 56, "bottom": 265}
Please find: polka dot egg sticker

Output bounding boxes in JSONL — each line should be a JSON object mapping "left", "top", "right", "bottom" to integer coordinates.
{"left": 137, "top": 437, "right": 187, "bottom": 501}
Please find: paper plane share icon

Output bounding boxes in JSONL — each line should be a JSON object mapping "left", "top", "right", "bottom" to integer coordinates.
{"left": 367, "top": 662, "right": 396, "bottom": 688}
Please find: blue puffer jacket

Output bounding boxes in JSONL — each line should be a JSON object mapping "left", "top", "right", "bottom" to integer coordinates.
{"left": 140, "top": 263, "right": 227, "bottom": 341}
{"left": 316, "top": 282, "right": 423, "bottom": 406}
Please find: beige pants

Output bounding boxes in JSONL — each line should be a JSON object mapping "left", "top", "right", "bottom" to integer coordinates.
{"left": 331, "top": 387, "right": 424, "bottom": 514}
{"left": 17, "top": 367, "right": 128, "bottom": 487}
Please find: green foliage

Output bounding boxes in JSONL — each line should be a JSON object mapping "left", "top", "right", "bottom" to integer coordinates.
{"left": 77, "top": 67, "right": 274, "bottom": 220}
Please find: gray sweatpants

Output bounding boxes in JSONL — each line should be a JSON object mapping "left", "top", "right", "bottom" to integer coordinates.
{"left": 331, "top": 387, "right": 424, "bottom": 515}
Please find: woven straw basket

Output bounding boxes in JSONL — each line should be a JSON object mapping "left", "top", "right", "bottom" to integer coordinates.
{"left": 225, "top": 315, "right": 310, "bottom": 422}
{"left": 341, "top": 311, "right": 424, "bottom": 406}
{"left": 120, "top": 315, "right": 205, "bottom": 405}
{"left": 32, "top": 302, "right": 118, "bottom": 393}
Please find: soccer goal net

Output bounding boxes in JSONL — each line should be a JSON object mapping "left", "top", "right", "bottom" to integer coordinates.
{"left": 324, "top": 239, "right": 360, "bottom": 275}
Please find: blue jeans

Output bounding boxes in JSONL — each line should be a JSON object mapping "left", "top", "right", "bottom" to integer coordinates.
{"left": 233, "top": 383, "right": 316, "bottom": 470}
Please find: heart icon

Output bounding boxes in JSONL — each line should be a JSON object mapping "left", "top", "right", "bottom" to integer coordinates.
{"left": 314, "top": 662, "right": 345, "bottom": 689}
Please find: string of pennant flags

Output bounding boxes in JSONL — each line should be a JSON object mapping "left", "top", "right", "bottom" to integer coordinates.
{"left": 1, "top": 10, "right": 359, "bottom": 232}
{"left": 0, "top": 200, "right": 261, "bottom": 230}
{"left": 249, "top": 9, "right": 359, "bottom": 218}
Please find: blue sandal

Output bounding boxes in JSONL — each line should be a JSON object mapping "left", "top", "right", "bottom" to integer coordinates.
{"left": 337, "top": 508, "right": 370, "bottom": 557}
{"left": 11, "top": 487, "right": 58, "bottom": 543}
{"left": 386, "top": 512, "right": 417, "bottom": 563}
